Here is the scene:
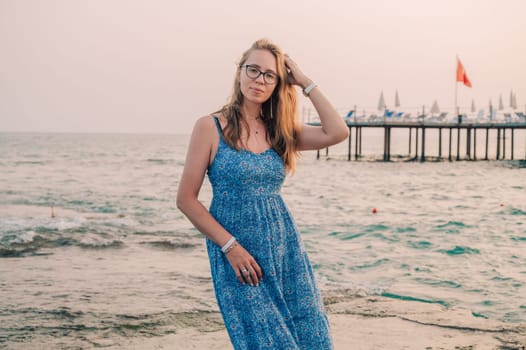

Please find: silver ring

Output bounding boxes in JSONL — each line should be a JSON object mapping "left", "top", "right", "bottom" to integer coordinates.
{"left": 241, "top": 268, "right": 249, "bottom": 273}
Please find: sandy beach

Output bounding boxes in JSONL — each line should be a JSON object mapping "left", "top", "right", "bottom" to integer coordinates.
{"left": 113, "top": 295, "right": 526, "bottom": 349}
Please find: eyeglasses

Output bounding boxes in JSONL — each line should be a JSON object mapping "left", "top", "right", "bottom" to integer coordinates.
{"left": 241, "top": 64, "right": 279, "bottom": 85}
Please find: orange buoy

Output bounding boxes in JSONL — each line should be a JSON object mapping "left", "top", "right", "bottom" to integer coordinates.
{"left": 372, "top": 208, "right": 377, "bottom": 214}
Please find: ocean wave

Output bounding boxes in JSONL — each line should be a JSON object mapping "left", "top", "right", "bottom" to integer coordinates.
{"left": 352, "top": 258, "right": 391, "bottom": 270}
{"left": 91, "top": 206, "right": 117, "bottom": 214}
{"left": 0, "top": 247, "right": 53, "bottom": 258}
{"left": 146, "top": 158, "right": 173, "bottom": 164}
{"left": 380, "top": 292, "right": 449, "bottom": 307}
{"left": 395, "top": 226, "right": 417, "bottom": 233}
{"left": 435, "top": 221, "right": 468, "bottom": 229}
{"left": 371, "top": 232, "right": 399, "bottom": 242}
{"left": 407, "top": 240, "right": 433, "bottom": 249}
{"left": 340, "top": 232, "right": 365, "bottom": 240}
{"left": 0, "top": 216, "right": 86, "bottom": 238}
{"left": 321, "top": 288, "right": 380, "bottom": 305}
{"left": 331, "top": 224, "right": 394, "bottom": 241}
{"left": 0, "top": 205, "right": 136, "bottom": 257}
{"left": 133, "top": 229, "right": 175, "bottom": 236}
{"left": 14, "top": 160, "right": 48, "bottom": 165}
{"left": 437, "top": 245, "right": 480, "bottom": 255}
{"left": 471, "top": 311, "right": 489, "bottom": 320}
{"left": 1, "top": 234, "right": 73, "bottom": 257}
{"left": 0, "top": 233, "right": 125, "bottom": 258}
{"left": 140, "top": 240, "right": 197, "bottom": 250}
{"left": 77, "top": 240, "right": 124, "bottom": 250}
{"left": 0, "top": 307, "right": 223, "bottom": 348}
{"left": 509, "top": 207, "right": 526, "bottom": 216}
{"left": 364, "top": 224, "right": 390, "bottom": 232}
{"left": 414, "top": 277, "right": 462, "bottom": 289}
{"left": 433, "top": 220, "right": 470, "bottom": 234}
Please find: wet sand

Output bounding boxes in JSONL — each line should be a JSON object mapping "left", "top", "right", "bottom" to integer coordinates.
{"left": 113, "top": 296, "right": 526, "bottom": 350}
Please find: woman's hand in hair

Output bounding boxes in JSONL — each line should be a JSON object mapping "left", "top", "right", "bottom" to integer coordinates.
{"left": 284, "top": 54, "right": 312, "bottom": 89}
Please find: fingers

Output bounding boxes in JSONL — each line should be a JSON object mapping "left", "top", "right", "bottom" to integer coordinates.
{"left": 234, "top": 269, "right": 245, "bottom": 285}
{"left": 251, "top": 261, "right": 263, "bottom": 280}
{"left": 226, "top": 245, "right": 263, "bottom": 287}
{"left": 234, "top": 266, "right": 255, "bottom": 286}
{"left": 284, "top": 54, "right": 294, "bottom": 69}
{"left": 239, "top": 262, "right": 261, "bottom": 286}
{"left": 283, "top": 54, "right": 309, "bottom": 88}
{"left": 240, "top": 267, "right": 256, "bottom": 286}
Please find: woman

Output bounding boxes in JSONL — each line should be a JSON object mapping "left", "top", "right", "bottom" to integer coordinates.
{"left": 177, "top": 38, "right": 348, "bottom": 349}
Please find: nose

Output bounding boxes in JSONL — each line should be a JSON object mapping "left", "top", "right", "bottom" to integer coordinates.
{"left": 254, "top": 73, "right": 265, "bottom": 84}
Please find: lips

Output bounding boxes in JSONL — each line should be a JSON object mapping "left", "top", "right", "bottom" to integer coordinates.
{"left": 251, "top": 87, "right": 265, "bottom": 94}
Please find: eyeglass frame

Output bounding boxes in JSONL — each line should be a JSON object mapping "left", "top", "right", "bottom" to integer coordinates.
{"left": 240, "top": 64, "right": 280, "bottom": 85}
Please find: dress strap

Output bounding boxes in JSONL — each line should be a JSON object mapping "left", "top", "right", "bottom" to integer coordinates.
{"left": 212, "top": 115, "right": 223, "bottom": 136}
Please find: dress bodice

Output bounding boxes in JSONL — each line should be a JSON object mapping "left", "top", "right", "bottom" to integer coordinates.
{"left": 207, "top": 117, "right": 286, "bottom": 200}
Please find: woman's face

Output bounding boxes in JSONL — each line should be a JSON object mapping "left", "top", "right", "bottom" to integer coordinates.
{"left": 239, "top": 49, "right": 279, "bottom": 105}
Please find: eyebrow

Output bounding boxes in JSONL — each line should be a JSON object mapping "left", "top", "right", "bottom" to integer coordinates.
{"left": 247, "top": 63, "right": 277, "bottom": 75}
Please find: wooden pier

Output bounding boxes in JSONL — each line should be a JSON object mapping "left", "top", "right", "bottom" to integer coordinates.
{"left": 315, "top": 121, "right": 526, "bottom": 161}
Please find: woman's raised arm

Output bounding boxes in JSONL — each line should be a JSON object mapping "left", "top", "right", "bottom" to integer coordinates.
{"left": 284, "top": 55, "right": 349, "bottom": 151}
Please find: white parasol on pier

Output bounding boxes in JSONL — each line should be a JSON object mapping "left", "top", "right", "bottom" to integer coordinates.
{"left": 511, "top": 91, "right": 517, "bottom": 109}
{"left": 489, "top": 99, "right": 495, "bottom": 120}
{"left": 430, "top": 100, "right": 440, "bottom": 115}
{"left": 378, "top": 91, "right": 386, "bottom": 111}
{"left": 394, "top": 90, "right": 400, "bottom": 108}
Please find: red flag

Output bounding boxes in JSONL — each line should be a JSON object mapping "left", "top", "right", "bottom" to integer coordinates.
{"left": 456, "top": 58, "right": 472, "bottom": 87}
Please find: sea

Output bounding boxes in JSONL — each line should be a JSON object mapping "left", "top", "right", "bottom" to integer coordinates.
{"left": 1, "top": 131, "right": 525, "bottom": 349}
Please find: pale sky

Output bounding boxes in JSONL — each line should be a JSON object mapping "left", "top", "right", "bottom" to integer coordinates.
{"left": 1, "top": 0, "right": 525, "bottom": 134}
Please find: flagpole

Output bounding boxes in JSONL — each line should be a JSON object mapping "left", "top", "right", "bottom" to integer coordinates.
{"left": 455, "top": 55, "right": 458, "bottom": 120}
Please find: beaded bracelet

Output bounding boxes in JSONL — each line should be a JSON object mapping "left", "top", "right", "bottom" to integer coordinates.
{"left": 302, "top": 81, "right": 317, "bottom": 97}
{"left": 221, "top": 237, "right": 237, "bottom": 254}
{"left": 223, "top": 241, "right": 238, "bottom": 254}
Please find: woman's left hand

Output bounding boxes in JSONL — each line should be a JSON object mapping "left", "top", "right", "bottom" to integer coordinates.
{"left": 284, "top": 54, "right": 312, "bottom": 89}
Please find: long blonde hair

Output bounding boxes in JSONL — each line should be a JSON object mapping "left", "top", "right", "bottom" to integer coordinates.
{"left": 219, "top": 39, "right": 299, "bottom": 172}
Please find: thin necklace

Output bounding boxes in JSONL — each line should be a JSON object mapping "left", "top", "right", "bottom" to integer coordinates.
{"left": 244, "top": 115, "right": 263, "bottom": 135}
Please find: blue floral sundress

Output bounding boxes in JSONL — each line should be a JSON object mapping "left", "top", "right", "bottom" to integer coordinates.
{"left": 206, "top": 116, "right": 333, "bottom": 350}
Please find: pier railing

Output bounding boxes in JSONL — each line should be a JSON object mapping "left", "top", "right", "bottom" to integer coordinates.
{"left": 309, "top": 120, "right": 526, "bottom": 162}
